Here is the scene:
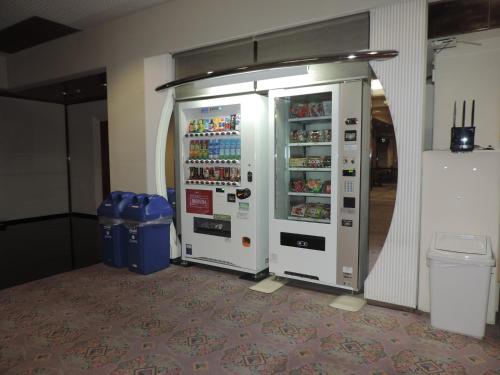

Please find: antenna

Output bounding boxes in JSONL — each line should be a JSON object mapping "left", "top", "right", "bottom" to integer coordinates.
{"left": 471, "top": 100, "right": 475, "bottom": 127}
{"left": 462, "top": 100, "right": 466, "bottom": 128}
{"left": 453, "top": 101, "right": 456, "bottom": 127}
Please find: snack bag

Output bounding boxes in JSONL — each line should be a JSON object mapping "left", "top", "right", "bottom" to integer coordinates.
{"left": 304, "top": 204, "right": 322, "bottom": 219}
{"left": 290, "top": 129, "right": 307, "bottom": 143}
{"left": 308, "top": 130, "right": 322, "bottom": 142}
{"left": 323, "top": 129, "right": 332, "bottom": 141}
{"left": 290, "top": 179, "right": 305, "bottom": 192}
{"left": 322, "top": 180, "right": 331, "bottom": 194}
{"left": 307, "top": 157, "right": 323, "bottom": 168}
{"left": 289, "top": 158, "right": 307, "bottom": 168}
{"left": 305, "top": 179, "right": 322, "bottom": 193}
{"left": 290, "top": 204, "right": 306, "bottom": 217}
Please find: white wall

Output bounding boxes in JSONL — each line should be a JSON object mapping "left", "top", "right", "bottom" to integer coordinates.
{"left": 418, "top": 150, "right": 500, "bottom": 322}
{"left": 6, "top": 0, "right": 401, "bottom": 192}
{"left": 0, "top": 97, "right": 67, "bottom": 220}
{"left": 433, "top": 29, "right": 500, "bottom": 150}
{"left": 67, "top": 100, "right": 108, "bottom": 214}
{"left": 0, "top": 56, "right": 7, "bottom": 89}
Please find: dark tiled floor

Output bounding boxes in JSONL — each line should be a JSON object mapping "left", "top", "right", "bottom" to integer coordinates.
{"left": 0, "top": 263, "right": 499, "bottom": 374}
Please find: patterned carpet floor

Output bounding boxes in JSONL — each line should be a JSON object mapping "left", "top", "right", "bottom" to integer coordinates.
{"left": 0, "top": 263, "right": 499, "bottom": 374}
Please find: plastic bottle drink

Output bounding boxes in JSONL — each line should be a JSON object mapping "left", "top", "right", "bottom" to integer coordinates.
{"left": 207, "top": 139, "right": 211, "bottom": 159}
{"left": 224, "top": 140, "right": 230, "bottom": 160}
{"left": 229, "top": 139, "right": 236, "bottom": 159}
{"left": 236, "top": 139, "right": 241, "bottom": 159}
{"left": 213, "top": 140, "right": 219, "bottom": 159}
{"left": 202, "top": 140, "right": 208, "bottom": 159}
{"left": 200, "top": 140, "right": 205, "bottom": 159}
{"left": 195, "top": 140, "right": 200, "bottom": 159}
{"left": 219, "top": 139, "right": 225, "bottom": 159}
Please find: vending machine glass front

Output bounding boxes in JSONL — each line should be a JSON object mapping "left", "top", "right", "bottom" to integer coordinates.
{"left": 274, "top": 91, "right": 333, "bottom": 224}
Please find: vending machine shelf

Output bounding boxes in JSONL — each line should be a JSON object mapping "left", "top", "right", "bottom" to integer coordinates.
{"left": 288, "top": 167, "right": 331, "bottom": 172}
{"left": 288, "top": 116, "right": 332, "bottom": 123}
{"left": 185, "top": 131, "right": 240, "bottom": 137}
{"left": 288, "top": 192, "right": 330, "bottom": 197}
{"left": 185, "top": 180, "right": 240, "bottom": 186}
{"left": 289, "top": 142, "right": 332, "bottom": 147}
{"left": 186, "top": 159, "right": 240, "bottom": 164}
{"left": 287, "top": 216, "right": 331, "bottom": 224}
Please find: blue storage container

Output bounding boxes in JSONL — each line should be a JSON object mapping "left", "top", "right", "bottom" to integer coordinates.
{"left": 122, "top": 194, "right": 173, "bottom": 275}
{"left": 97, "top": 191, "right": 135, "bottom": 268}
{"left": 167, "top": 187, "right": 176, "bottom": 213}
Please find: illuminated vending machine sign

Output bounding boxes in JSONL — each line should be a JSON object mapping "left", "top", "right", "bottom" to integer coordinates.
{"left": 186, "top": 189, "right": 213, "bottom": 215}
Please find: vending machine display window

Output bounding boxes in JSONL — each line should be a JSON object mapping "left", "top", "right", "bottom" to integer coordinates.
{"left": 273, "top": 91, "right": 334, "bottom": 224}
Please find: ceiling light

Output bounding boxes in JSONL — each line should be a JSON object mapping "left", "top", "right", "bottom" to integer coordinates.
{"left": 347, "top": 54, "right": 357, "bottom": 59}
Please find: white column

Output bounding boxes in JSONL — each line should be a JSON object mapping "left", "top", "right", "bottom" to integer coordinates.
{"left": 365, "top": 0, "right": 427, "bottom": 308}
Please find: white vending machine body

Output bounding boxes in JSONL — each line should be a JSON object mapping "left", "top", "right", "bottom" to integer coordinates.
{"left": 268, "top": 81, "right": 369, "bottom": 290}
{"left": 177, "top": 94, "right": 269, "bottom": 274}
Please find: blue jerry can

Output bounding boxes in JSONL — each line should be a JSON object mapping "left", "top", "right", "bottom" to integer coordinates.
{"left": 97, "top": 191, "right": 135, "bottom": 268}
{"left": 122, "top": 194, "right": 173, "bottom": 275}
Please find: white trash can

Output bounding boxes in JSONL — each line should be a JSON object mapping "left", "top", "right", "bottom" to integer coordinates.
{"left": 427, "top": 233, "right": 495, "bottom": 338}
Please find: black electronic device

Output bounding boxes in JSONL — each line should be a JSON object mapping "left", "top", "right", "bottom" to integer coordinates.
{"left": 450, "top": 100, "right": 475, "bottom": 153}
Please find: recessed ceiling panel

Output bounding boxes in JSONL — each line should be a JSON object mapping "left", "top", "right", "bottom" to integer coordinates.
{"left": 0, "top": 16, "right": 79, "bottom": 53}
{"left": 0, "top": 0, "right": 174, "bottom": 31}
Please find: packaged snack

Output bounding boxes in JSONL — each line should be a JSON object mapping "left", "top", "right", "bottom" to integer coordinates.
{"left": 304, "top": 204, "right": 323, "bottom": 219}
{"left": 290, "top": 129, "right": 307, "bottom": 143}
{"left": 305, "top": 179, "right": 322, "bottom": 193}
{"left": 307, "top": 157, "right": 323, "bottom": 168}
{"left": 308, "top": 130, "right": 322, "bottom": 143}
{"left": 323, "top": 129, "right": 332, "bottom": 142}
{"left": 323, "top": 204, "right": 331, "bottom": 219}
{"left": 290, "top": 179, "right": 305, "bottom": 192}
{"left": 289, "top": 158, "right": 307, "bottom": 168}
{"left": 322, "top": 156, "right": 331, "bottom": 168}
{"left": 323, "top": 101, "right": 332, "bottom": 116}
{"left": 290, "top": 103, "right": 310, "bottom": 118}
{"left": 322, "top": 180, "right": 331, "bottom": 194}
{"left": 309, "top": 102, "right": 325, "bottom": 117}
{"left": 290, "top": 204, "right": 306, "bottom": 217}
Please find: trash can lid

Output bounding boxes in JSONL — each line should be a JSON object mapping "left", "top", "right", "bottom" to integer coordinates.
{"left": 97, "top": 191, "right": 135, "bottom": 218}
{"left": 427, "top": 233, "right": 495, "bottom": 266}
{"left": 122, "top": 194, "right": 173, "bottom": 222}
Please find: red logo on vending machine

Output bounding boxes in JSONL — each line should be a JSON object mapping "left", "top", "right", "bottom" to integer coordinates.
{"left": 186, "top": 189, "right": 213, "bottom": 215}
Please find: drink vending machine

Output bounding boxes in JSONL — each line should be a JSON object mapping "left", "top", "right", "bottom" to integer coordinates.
{"left": 268, "top": 81, "right": 370, "bottom": 290}
{"left": 176, "top": 94, "right": 269, "bottom": 275}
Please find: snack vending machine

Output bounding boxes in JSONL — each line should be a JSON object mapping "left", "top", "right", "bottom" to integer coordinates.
{"left": 177, "top": 94, "right": 269, "bottom": 274}
{"left": 268, "top": 81, "right": 370, "bottom": 290}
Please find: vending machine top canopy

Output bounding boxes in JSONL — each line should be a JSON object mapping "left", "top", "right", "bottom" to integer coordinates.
{"left": 155, "top": 49, "right": 398, "bottom": 93}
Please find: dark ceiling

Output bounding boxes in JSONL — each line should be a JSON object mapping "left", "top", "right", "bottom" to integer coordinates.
{"left": 429, "top": 0, "right": 500, "bottom": 39}
{"left": 1, "top": 73, "right": 107, "bottom": 105}
{"left": 0, "top": 16, "right": 79, "bottom": 54}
